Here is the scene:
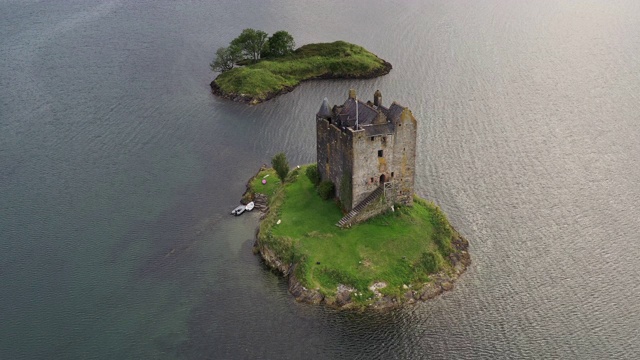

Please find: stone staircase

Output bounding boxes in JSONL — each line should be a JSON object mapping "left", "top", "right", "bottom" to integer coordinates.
{"left": 336, "top": 186, "right": 384, "bottom": 228}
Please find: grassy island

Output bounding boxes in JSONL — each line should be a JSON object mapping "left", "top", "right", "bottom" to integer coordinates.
{"left": 248, "top": 165, "right": 470, "bottom": 310}
{"left": 211, "top": 41, "right": 392, "bottom": 104}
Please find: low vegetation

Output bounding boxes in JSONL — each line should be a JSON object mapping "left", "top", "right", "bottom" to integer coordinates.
{"left": 316, "top": 180, "right": 335, "bottom": 200}
{"left": 304, "top": 164, "right": 320, "bottom": 186}
{"left": 211, "top": 41, "right": 391, "bottom": 104}
{"left": 249, "top": 165, "right": 457, "bottom": 306}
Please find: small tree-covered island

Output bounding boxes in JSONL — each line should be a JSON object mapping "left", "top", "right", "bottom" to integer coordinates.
{"left": 209, "top": 29, "right": 392, "bottom": 104}
{"left": 244, "top": 89, "right": 470, "bottom": 310}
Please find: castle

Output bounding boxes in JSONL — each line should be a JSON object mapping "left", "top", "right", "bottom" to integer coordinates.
{"left": 316, "top": 89, "right": 417, "bottom": 227}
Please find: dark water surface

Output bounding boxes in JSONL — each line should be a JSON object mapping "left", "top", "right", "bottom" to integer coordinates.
{"left": 1, "top": 0, "right": 639, "bottom": 358}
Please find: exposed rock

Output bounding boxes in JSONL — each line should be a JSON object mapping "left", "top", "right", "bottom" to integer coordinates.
{"left": 371, "top": 297, "right": 394, "bottom": 309}
{"left": 289, "top": 270, "right": 324, "bottom": 304}
{"left": 369, "top": 282, "right": 387, "bottom": 291}
{"left": 335, "top": 284, "right": 355, "bottom": 307}
{"left": 368, "top": 282, "right": 387, "bottom": 298}
{"left": 419, "top": 282, "right": 443, "bottom": 300}
{"left": 258, "top": 243, "right": 289, "bottom": 274}
{"left": 404, "top": 290, "right": 416, "bottom": 304}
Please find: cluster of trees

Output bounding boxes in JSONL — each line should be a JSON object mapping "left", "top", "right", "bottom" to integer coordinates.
{"left": 210, "top": 29, "right": 295, "bottom": 73}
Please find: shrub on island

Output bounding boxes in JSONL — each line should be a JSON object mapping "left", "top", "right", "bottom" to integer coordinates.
{"left": 317, "top": 180, "right": 335, "bottom": 200}
{"left": 305, "top": 164, "right": 320, "bottom": 186}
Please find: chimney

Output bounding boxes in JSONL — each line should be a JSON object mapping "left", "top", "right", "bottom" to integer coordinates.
{"left": 373, "top": 89, "right": 382, "bottom": 107}
{"left": 348, "top": 89, "right": 356, "bottom": 100}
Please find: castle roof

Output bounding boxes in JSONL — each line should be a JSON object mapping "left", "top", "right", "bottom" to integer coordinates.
{"left": 337, "top": 98, "right": 379, "bottom": 126}
{"left": 380, "top": 102, "right": 405, "bottom": 121}
{"left": 318, "top": 91, "right": 409, "bottom": 136}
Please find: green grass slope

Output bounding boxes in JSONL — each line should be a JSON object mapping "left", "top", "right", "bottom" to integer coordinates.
{"left": 251, "top": 166, "right": 457, "bottom": 306}
{"left": 212, "top": 41, "right": 391, "bottom": 103}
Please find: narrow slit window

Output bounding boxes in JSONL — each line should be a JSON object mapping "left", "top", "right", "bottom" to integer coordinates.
{"left": 378, "top": 150, "right": 383, "bottom": 157}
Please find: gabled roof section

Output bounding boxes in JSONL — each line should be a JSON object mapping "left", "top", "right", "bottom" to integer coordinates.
{"left": 323, "top": 91, "right": 410, "bottom": 135}
{"left": 387, "top": 102, "right": 405, "bottom": 121}
{"left": 337, "top": 98, "right": 379, "bottom": 126}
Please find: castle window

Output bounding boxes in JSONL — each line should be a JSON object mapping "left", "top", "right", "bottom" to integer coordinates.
{"left": 370, "top": 177, "right": 374, "bottom": 183}
{"left": 398, "top": 123, "right": 402, "bottom": 127}
{"left": 370, "top": 136, "right": 375, "bottom": 141}
{"left": 391, "top": 172, "right": 394, "bottom": 178}
{"left": 378, "top": 150, "right": 383, "bottom": 157}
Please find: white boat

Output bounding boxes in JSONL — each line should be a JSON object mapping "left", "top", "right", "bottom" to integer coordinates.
{"left": 245, "top": 201, "right": 255, "bottom": 211}
{"left": 231, "top": 205, "right": 246, "bottom": 216}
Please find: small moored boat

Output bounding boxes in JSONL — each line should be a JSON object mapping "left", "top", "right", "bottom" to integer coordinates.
{"left": 231, "top": 205, "right": 246, "bottom": 216}
{"left": 245, "top": 202, "right": 255, "bottom": 211}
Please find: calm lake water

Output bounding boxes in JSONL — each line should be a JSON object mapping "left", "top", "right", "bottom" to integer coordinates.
{"left": 1, "top": 0, "right": 639, "bottom": 358}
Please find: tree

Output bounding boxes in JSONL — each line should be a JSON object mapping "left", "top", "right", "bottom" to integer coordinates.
{"left": 271, "top": 153, "right": 289, "bottom": 183}
{"left": 263, "top": 31, "right": 295, "bottom": 58}
{"left": 230, "top": 28, "right": 268, "bottom": 63}
{"left": 305, "top": 164, "right": 320, "bottom": 186}
{"left": 209, "top": 46, "right": 242, "bottom": 73}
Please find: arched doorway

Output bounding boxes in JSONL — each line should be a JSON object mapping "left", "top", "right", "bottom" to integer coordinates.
{"left": 379, "top": 174, "right": 386, "bottom": 184}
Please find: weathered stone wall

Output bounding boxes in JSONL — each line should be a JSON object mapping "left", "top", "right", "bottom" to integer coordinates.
{"left": 390, "top": 108, "right": 417, "bottom": 206}
{"left": 316, "top": 94, "right": 418, "bottom": 215}
{"left": 316, "top": 117, "right": 354, "bottom": 209}
{"left": 352, "top": 131, "right": 395, "bottom": 206}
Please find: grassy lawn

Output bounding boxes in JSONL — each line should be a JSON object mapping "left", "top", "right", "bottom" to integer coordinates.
{"left": 251, "top": 166, "right": 456, "bottom": 304}
{"left": 249, "top": 168, "right": 280, "bottom": 198}
{"left": 214, "top": 41, "right": 389, "bottom": 101}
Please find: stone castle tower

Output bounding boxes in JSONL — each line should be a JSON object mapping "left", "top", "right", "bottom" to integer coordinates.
{"left": 316, "top": 89, "right": 417, "bottom": 226}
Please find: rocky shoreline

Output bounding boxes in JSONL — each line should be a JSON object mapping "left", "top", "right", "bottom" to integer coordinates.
{"left": 254, "top": 222, "right": 470, "bottom": 310}
{"left": 210, "top": 60, "right": 392, "bottom": 105}
{"left": 243, "top": 168, "right": 471, "bottom": 310}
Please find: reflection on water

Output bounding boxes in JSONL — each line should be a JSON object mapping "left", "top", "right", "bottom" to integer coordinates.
{"left": 1, "top": 0, "right": 639, "bottom": 358}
